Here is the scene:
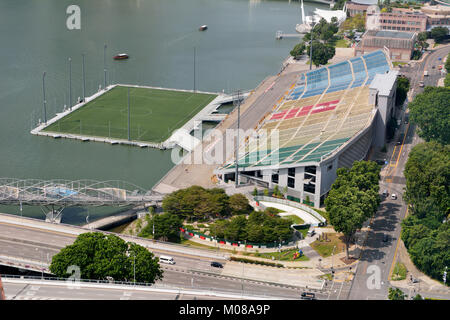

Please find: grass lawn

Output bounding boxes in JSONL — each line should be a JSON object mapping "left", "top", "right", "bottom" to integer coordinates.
{"left": 392, "top": 61, "right": 407, "bottom": 67}
{"left": 391, "top": 262, "right": 407, "bottom": 281}
{"left": 254, "top": 248, "right": 309, "bottom": 262}
{"left": 310, "top": 232, "right": 346, "bottom": 258}
{"left": 335, "top": 39, "right": 350, "bottom": 48}
{"left": 43, "top": 85, "right": 217, "bottom": 143}
{"left": 282, "top": 215, "right": 305, "bottom": 225}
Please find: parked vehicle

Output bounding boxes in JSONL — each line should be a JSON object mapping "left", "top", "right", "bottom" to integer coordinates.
{"left": 423, "top": 70, "right": 428, "bottom": 76}
{"left": 382, "top": 189, "right": 388, "bottom": 197}
{"left": 211, "top": 262, "right": 223, "bottom": 268}
{"left": 301, "top": 292, "right": 316, "bottom": 300}
{"left": 159, "top": 255, "right": 175, "bottom": 265}
{"left": 383, "top": 234, "right": 389, "bottom": 242}
{"left": 419, "top": 81, "right": 424, "bottom": 87}
{"left": 391, "top": 194, "right": 397, "bottom": 200}
{"left": 307, "top": 229, "right": 316, "bottom": 237}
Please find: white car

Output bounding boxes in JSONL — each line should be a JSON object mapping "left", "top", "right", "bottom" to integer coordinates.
{"left": 391, "top": 194, "right": 397, "bottom": 200}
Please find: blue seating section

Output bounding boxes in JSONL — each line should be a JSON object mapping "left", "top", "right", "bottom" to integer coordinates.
{"left": 361, "top": 50, "right": 390, "bottom": 83}
{"left": 283, "top": 50, "right": 390, "bottom": 102}
{"left": 327, "top": 61, "right": 352, "bottom": 93}
{"left": 349, "top": 57, "right": 366, "bottom": 88}
{"left": 303, "top": 68, "right": 329, "bottom": 98}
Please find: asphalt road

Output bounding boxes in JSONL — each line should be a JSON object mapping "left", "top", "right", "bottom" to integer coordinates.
{"left": 0, "top": 222, "right": 302, "bottom": 299}
{"left": 347, "top": 45, "right": 450, "bottom": 300}
{"left": 3, "top": 282, "right": 234, "bottom": 300}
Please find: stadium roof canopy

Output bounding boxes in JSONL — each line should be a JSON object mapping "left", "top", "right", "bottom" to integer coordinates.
{"left": 218, "top": 50, "right": 392, "bottom": 172}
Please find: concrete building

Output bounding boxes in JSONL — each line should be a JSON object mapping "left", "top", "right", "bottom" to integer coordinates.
{"left": 346, "top": 1, "right": 370, "bottom": 17}
{"left": 420, "top": 4, "right": 450, "bottom": 31}
{"left": 215, "top": 50, "right": 397, "bottom": 208}
{"left": 378, "top": 10, "right": 427, "bottom": 32}
{"left": 355, "top": 30, "right": 417, "bottom": 61}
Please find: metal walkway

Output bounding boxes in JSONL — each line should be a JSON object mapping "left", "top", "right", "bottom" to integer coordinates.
{"left": 0, "top": 178, "right": 163, "bottom": 206}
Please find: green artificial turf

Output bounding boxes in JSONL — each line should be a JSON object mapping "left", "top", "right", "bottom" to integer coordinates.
{"left": 43, "top": 86, "right": 217, "bottom": 143}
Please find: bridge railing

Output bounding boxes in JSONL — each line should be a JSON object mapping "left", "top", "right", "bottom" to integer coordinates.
{"left": 1, "top": 274, "right": 295, "bottom": 299}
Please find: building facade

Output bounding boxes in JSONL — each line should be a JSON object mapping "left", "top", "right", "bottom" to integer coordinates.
{"left": 355, "top": 30, "right": 416, "bottom": 61}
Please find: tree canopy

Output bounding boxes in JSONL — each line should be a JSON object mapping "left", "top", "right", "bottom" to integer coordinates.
{"left": 401, "top": 142, "right": 450, "bottom": 284}
{"left": 408, "top": 86, "right": 450, "bottom": 145}
{"left": 139, "top": 212, "right": 182, "bottom": 242}
{"left": 430, "top": 27, "right": 449, "bottom": 44}
{"left": 395, "top": 76, "right": 410, "bottom": 106}
{"left": 209, "top": 208, "right": 293, "bottom": 244}
{"left": 325, "top": 161, "right": 381, "bottom": 258}
{"left": 49, "top": 232, "right": 163, "bottom": 283}
{"left": 307, "top": 41, "right": 336, "bottom": 67}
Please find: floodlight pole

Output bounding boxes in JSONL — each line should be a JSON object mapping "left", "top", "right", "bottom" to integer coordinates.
{"left": 128, "top": 87, "right": 131, "bottom": 141}
{"left": 193, "top": 47, "right": 196, "bottom": 92}
{"left": 42, "top": 72, "right": 47, "bottom": 124}
{"left": 235, "top": 90, "right": 241, "bottom": 188}
{"left": 104, "top": 44, "right": 107, "bottom": 90}
{"left": 69, "top": 57, "right": 72, "bottom": 110}
{"left": 309, "top": 18, "right": 317, "bottom": 71}
{"left": 82, "top": 53, "right": 86, "bottom": 101}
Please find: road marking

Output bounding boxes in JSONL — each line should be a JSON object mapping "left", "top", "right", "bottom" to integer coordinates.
{"left": 388, "top": 206, "right": 408, "bottom": 281}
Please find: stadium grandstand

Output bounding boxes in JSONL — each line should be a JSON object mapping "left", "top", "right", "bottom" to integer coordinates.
{"left": 215, "top": 50, "right": 398, "bottom": 208}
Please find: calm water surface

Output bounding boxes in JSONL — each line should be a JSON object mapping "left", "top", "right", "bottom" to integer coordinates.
{"left": 0, "top": 0, "right": 325, "bottom": 223}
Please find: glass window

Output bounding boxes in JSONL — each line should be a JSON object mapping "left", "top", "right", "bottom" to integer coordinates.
{"left": 288, "top": 177, "right": 295, "bottom": 188}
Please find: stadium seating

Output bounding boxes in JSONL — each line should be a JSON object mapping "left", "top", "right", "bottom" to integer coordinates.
{"left": 221, "top": 50, "right": 390, "bottom": 170}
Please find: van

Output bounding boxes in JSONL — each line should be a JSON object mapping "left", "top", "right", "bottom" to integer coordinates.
{"left": 159, "top": 255, "right": 175, "bottom": 265}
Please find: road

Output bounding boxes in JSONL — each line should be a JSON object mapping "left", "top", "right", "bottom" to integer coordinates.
{"left": 0, "top": 221, "right": 304, "bottom": 299}
{"left": 347, "top": 45, "right": 450, "bottom": 300}
{"left": 2, "top": 281, "right": 239, "bottom": 300}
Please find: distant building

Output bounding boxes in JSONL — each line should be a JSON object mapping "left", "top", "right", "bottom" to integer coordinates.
{"left": 346, "top": 1, "right": 370, "bottom": 17}
{"left": 420, "top": 4, "right": 450, "bottom": 31}
{"left": 355, "top": 30, "right": 417, "bottom": 61}
{"left": 378, "top": 10, "right": 427, "bottom": 32}
{"left": 365, "top": 6, "right": 427, "bottom": 32}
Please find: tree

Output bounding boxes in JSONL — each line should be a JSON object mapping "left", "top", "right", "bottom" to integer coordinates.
{"left": 445, "top": 52, "right": 450, "bottom": 73}
{"left": 408, "top": 87, "right": 450, "bottom": 145}
{"left": 413, "top": 294, "right": 423, "bottom": 300}
{"left": 49, "top": 232, "right": 163, "bottom": 283}
{"left": 229, "top": 194, "right": 253, "bottom": 215}
{"left": 139, "top": 212, "right": 182, "bottom": 242}
{"left": 325, "top": 161, "right": 380, "bottom": 259}
{"left": 307, "top": 41, "right": 336, "bottom": 67}
{"left": 416, "top": 32, "right": 429, "bottom": 52}
{"left": 445, "top": 73, "right": 450, "bottom": 88}
{"left": 402, "top": 142, "right": 450, "bottom": 284}
{"left": 290, "top": 42, "right": 306, "bottom": 59}
{"left": 395, "top": 76, "right": 410, "bottom": 106}
{"left": 431, "top": 27, "right": 449, "bottom": 44}
{"left": 162, "top": 186, "right": 231, "bottom": 221}
{"left": 388, "top": 287, "right": 406, "bottom": 300}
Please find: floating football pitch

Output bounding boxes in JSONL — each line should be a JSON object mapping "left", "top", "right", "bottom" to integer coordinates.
{"left": 43, "top": 86, "right": 217, "bottom": 143}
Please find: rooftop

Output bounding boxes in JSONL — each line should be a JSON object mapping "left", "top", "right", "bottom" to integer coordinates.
{"left": 370, "top": 70, "right": 399, "bottom": 97}
{"left": 367, "top": 30, "right": 416, "bottom": 39}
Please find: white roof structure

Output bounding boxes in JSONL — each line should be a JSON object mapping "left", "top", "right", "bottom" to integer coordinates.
{"left": 314, "top": 8, "right": 347, "bottom": 25}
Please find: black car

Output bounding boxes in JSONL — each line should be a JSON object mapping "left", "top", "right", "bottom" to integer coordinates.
{"left": 383, "top": 234, "right": 389, "bottom": 242}
{"left": 300, "top": 292, "right": 316, "bottom": 300}
{"left": 211, "top": 261, "right": 223, "bottom": 268}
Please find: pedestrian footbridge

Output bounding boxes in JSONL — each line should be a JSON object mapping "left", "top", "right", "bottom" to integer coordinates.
{"left": 0, "top": 178, "right": 164, "bottom": 222}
